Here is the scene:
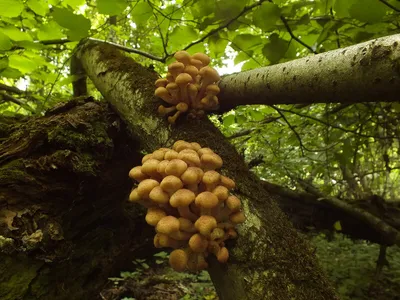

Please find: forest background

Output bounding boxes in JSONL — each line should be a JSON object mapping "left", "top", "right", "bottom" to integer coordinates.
{"left": 1, "top": 0, "right": 400, "bottom": 299}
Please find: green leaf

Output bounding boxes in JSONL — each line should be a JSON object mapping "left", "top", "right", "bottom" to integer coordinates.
{"left": 333, "top": 221, "right": 342, "bottom": 231}
{"left": 0, "top": 0, "right": 24, "bottom": 17}
{"left": 63, "top": 0, "right": 85, "bottom": 9}
{"left": 252, "top": 2, "right": 280, "bottom": 32}
{"left": 234, "top": 51, "right": 252, "bottom": 64}
{"left": 231, "top": 34, "right": 262, "bottom": 51}
{"left": 52, "top": 7, "right": 91, "bottom": 40}
{"left": 8, "top": 54, "right": 38, "bottom": 74}
{"left": 334, "top": 0, "right": 356, "bottom": 18}
{"left": 223, "top": 114, "right": 235, "bottom": 127}
{"left": 38, "top": 22, "right": 65, "bottom": 40}
{"left": 349, "top": 0, "right": 387, "bottom": 23}
{"left": 262, "top": 34, "right": 288, "bottom": 64}
{"left": 1, "top": 67, "right": 23, "bottom": 78}
{"left": 1, "top": 27, "right": 33, "bottom": 42}
{"left": 208, "top": 34, "right": 228, "bottom": 57}
{"left": 169, "top": 26, "right": 198, "bottom": 50}
{"left": 130, "top": 1, "right": 153, "bottom": 26}
{"left": 242, "top": 59, "right": 260, "bottom": 71}
{"left": 27, "top": 0, "right": 49, "bottom": 16}
{"left": 190, "top": 0, "right": 214, "bottom": 20}
{"left": 0, "top": 32, "right": 13, "bottom": 50}
{"left": 0, "top": 57, "right": 9, "bottom": 71}
{"left": 97, "top": 0, "right": 128, "bottom": 15}
{"left": 215, "top": 0, "right": 246, "bottom": 21}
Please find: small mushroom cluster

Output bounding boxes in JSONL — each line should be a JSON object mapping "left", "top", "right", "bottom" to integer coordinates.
{"left": 128, "top": 140, "right": 245, "bottom": 272}
{"left": 155, "top": 51, "right": 221, "bottom": 124}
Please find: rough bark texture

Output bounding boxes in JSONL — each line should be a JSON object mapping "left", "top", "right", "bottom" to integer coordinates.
{"left": 0, "top": 98, "right": 155, "bottom": 300}
{"left": 218, "top": 34, "right": 400, "bottom": 112}
{"left": 75, "top": 40, "right": 339, "bottom": 299}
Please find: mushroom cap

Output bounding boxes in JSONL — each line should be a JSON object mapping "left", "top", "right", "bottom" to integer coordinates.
{"left": 226, "top": 195, "right": 242, "bottom": 211}
{"left": 137, "top": 179, "right": 160, "bottom": 198}
{"left": 128, "top": 188, "right": 141, "bottom": 202}
{"left": 192, "top": 53, "right": 211, "bottom": 66}
{"left": 154, "top": 233, "right": 181, "bottom": 248}
{"left": 168, "top": 61, "right": 185, "bottom": 75}
{"left": 128, "top": 166, "right": 148, "bottom": 182}
{"left": 142, "top": 153, "right": 154, "bottom": 164}
{"left": 206, "top": 84, "right": 220, "bottom": 95}
{"left": 199, "top": 66, "right": 221, "bottom": 83}
{"left": 195, "top": 191, "right": 219, "bottom": 209}
{"left": 155, "top": 87, "right": 177, "bottom": 105}
{"left": 210, "top": 227, "right": 225, "bottom": 240}
{"left": 152, "top": 149, "right": 167, "bottom": 160}
{"left": 178, "top": 217, "right": 197, "bottom": 233}
{"left": 181, "top": 167, "right": 204, "bottom": 185}
{"left": 155, "top": 78, "right": 168, "bottom": 87}
{"left": 201, "top": 153, "right": 223, "bottom": 170}
{"left": 175, "top": 73, "right": 192, "bottom": 86}
{"left": 202, "top": 171, "right": 221, "bottom": 188}
{"left": 165, "top": 159, "right": 188, "bottom": 177}
{"left": 197, "top": 147, "right": 214, "bottom": 156}
{"left": 149, "top": 186, "right": 170, "bottom": 204}
{"left": 174, "top": 50, "right": 191, "bottom": 65}
{"left": 164, "top": 149, "right": 179, "bottom": 160}
{"left": 212, "top": 185, "right": 229, "bottom": 202}
{"left": 190, "top": 58, "right": 203, "bottom": 70}
{"left": 190, "top": 142, "right": 202, "bottom": 151}
{"left": 160, "top": 175, "right": 183, "bottom": 194}
{"left": 178, "top": 149, "right": 201, "bottom": 167}
{"left": 166, "top": 82, "right": 180, "bottom": 97}
{"left": 141, "top": 158, "right": 160, "bottom": 177}
{"left": 217, "top": 247, "right": 229, "bottom": 263}
{"left": 184, "top": 65, "right": 198, "bottom": 81}
{"left": 173, "top": 140, "right": 193, "bottom": 152}
{"left": 156, "top": 215, "right": 180, "bottom": 235}
{"left": 229, "top": 211, "right": 246, "bottom": 224}
{"left": 220, "top": 175, "right": 235, "bottom": 190}
{"left": 195, "top": 215, "right": 217, "bottom": 236}
{"left": 176, "top": 102, "right": 188, "bottom": 112}
{"left": 169, "top": 249, "right": 189, "bottom": 272}
{"left": 156, "top": 160, "right": 169, "bottom": 177}
{"left": 189, "top": 233, "right": 208, "bottom": 253}
{"left": 170, "top": 189, "right": 196, "bottom": 207}
{"left": 145, "top": 207, "right": 167, "bottom": 226}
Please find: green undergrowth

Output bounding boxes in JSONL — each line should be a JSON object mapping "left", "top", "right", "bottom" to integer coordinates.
{"left": 104, "top": 234, "right": 400, "bottom": 300}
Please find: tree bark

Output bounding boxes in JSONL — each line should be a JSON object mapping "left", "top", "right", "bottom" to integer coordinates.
{"left": 74, "top": 39, "right": 339, "bottom": 299}
{"left": 0, "top": 98, "right": 156, "bottom": 300}
{"left": 217, "top": 34, "right": 400, "bottom": 112}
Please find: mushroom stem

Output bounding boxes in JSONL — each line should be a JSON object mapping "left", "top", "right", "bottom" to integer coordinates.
{"left": 158, "top": 105, "right": 177, "bottom": 116}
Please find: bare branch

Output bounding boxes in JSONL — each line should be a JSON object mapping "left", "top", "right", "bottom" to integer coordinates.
{"left": 0, "top": 92, "right": 34, "bottom": 112}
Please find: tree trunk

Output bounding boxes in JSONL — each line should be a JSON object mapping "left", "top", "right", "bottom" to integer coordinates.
{"left": 217, "top": 33, "right": 400, "bottom": 112}
{"left": 74, "top": 40, "right": 339, "bottom": 299}
{"left": 0, "top": 98, "right": 156, "bottom": 300}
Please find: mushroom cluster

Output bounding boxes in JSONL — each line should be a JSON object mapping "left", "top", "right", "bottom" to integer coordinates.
{"left": 155, "top": 51, "right": 221, "bottom": 124}
{"left": 128, "top": 140, "right": 245, "bottom": 272}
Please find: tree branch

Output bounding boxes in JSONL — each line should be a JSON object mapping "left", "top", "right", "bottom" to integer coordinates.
{"left": 218, "top": 34, "right": 400, "bottom": 111}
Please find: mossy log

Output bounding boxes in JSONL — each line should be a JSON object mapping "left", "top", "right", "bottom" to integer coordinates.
{"left": 0, "top": 98, "right": 154, "bottom": 300}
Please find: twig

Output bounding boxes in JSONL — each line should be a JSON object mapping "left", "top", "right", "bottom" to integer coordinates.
{"left": 280, "top": 16, "right": 317, "bottom": 54}
{"left": 379, "top": 0, "right": 400, "bottom": 12}
{"left": 182, "top": 0, "right": 269, "bottom": 51}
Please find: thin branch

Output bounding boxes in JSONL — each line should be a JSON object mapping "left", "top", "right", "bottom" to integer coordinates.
{"left": 0, "top": 92, "right": 34, "bottom": 112}
{"left": 277, "top": 107, "right": 397, "bottom": 139}
{"left": 379, "top": 0, "right": 400, "bottom": 12}
{"left": 182, "top": 0, "right": 268, "bottom": 51}
{"left": 10, "top": 38, "right": 167, "bottom": 62}
{"left": 280, "top": 16, "right": 317, "bottom": 54}
{"left": 0, "top": 83, "right": 24, "bottom": 94}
